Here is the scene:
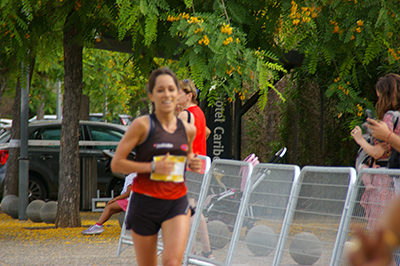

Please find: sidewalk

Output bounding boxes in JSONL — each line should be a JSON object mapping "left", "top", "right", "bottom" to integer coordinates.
{"left": 0, "top": 209, "right": 138, "bottom": 266}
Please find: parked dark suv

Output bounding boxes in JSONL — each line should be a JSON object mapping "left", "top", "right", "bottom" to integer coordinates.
{"left": 0, "top": 120, "right": 127, "bottom": 201}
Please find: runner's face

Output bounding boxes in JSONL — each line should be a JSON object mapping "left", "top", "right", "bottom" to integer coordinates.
{"left": 149, "top": 74, "right": 178, "bottom": 113}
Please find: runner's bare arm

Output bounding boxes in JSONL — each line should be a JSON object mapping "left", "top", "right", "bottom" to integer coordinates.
{"left": 183, "top": 122, "right": 201, "bottom": 172}
{"left": 111, "top": 116, "right": 153, "bottom": 175}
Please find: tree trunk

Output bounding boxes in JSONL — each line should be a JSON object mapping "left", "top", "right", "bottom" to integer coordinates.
{"left": 0, "top": 77, "right": 8, "bottom": 118}
{"left": 55, "top": 12, "right": 82, "bottom": 228}
{"left": 79, "top": 95, "right": 89, "bottom": 120}
{"left": 0, "top": 62, "right": 10, "bottom": 118}
{"left": 3, "top": 82, "right": 21, "bottom": 198}
{"left": 36, "top": 95, "right": 45, "bottom": 120}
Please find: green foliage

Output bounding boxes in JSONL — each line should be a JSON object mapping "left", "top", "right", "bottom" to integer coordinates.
{"left": 279, "top": 0, "right": 400, "bottom": 134}
{"left": 144, "top": 14, "right": 157, "bottom": 47}
{"left": 83, "top": 48, "right": 148, "bottom": 118}
{"left": 4, "top": 0, "right": 400, "bottom": 169}
{"left": 114, "top": 0, "right": 287, "bottom": 109}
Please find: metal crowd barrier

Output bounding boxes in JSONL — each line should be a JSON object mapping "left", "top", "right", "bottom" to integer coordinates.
{"left": 183, "top": 159, "right": 254, "bottom": 266}
{"left": 229, "top": 163, "right": 301, "bottom": 266}
{"left": 116, "top": 162, "right": 400, "bottom": 266}
{"left": 332, "top": 168, "right": 400, "bottom": 266}
{"left": 274, "top": 166, "right": 356, "bottom": 266}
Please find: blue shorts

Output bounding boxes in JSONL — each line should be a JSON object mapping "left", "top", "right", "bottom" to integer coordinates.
{"left": 126, "top": 193, "right": 194, "bottom": 236}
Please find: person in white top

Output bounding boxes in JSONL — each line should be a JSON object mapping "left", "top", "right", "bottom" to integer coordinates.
{"left": 82, "top": 173, "right": 136, "bottom": 235}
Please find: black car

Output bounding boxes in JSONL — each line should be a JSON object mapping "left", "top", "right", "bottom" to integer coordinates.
{"left": 0, "top": 120, "right": 128, "bottom": 201}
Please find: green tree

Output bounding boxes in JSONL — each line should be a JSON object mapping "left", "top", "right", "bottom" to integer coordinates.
{"left": 115, "top": 0, "right": 286, "bottom": 108}
{"left": 5, "top": 0, "right": 400, "bottom": 226}
{"left": 82, "top": 48, "right": 148, "bottom": 120}
{"left": 279, "top": 0, "right": 400, "bottom": 126}
{"left": 274, "top": 0, "right": 400, "bottom": 166}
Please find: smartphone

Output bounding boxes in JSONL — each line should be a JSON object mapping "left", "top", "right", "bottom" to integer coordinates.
{"left": 363, "top": 109, "right": 382, "bottom": 141}
{"left": 365, "top": 109, "right": 375, "bottom": 120}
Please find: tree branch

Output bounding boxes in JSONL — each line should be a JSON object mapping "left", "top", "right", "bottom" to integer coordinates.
{"left": 220, "top": 0, "right": 230, "bottom": 24}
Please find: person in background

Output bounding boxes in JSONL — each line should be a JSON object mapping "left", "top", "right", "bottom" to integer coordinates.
{"left": 349, "top": 73, "right": 400, "bottom": 266}
{"left": 82, "top": 173, "right": 136, "bottom": 235}
{"left": 176, "top": 79, "right": 211, "bottom": 143}
{"left": 350, "top": 74, "right": 400, "bottom": 231}
{"left": 176, "top": 79, "right": 213, "bottom": 259}
{"left": 111, "top": 67, "right": 202, "bottom": 266}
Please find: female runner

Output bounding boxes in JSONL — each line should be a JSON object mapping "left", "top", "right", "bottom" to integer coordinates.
{"left": 111, "top": 67, "right": 201, "bottom": 266}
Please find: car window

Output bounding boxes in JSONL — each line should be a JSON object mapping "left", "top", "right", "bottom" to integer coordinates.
{"left": 0, "top": 131, "right": 10, "bottom": 143}
{"left": 29, "top": 129, "right": 41, "bottom": 140}
{"left": 88, "top": 126, "right": 124, "bottom": 150}
{"left": 89, "top": 116, "right": 103, "bottom": 122}
{"left": 42, "top": 128, "right": 61, "bottom": 140}
{"left": 29, "top": 126, "right": 83, "bottom": 144}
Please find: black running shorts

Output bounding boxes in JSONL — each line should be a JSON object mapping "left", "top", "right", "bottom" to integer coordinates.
{"left": 126, "top": 193, "right": 194, "bottom": 236}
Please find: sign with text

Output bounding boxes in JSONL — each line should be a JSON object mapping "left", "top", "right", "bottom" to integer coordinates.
{"left": 206, "top": 99, "right": 232, "bottom": 161}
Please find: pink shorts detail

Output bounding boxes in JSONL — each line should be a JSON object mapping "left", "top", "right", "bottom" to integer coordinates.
{"left": 116, "top": 198, "right": 129, "bottom": 212}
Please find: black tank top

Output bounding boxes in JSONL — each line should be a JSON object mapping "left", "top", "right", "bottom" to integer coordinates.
{"left": 132, "top": 113, "right": 188, "bottom": 199}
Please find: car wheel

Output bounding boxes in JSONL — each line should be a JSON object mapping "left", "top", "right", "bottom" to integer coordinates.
{"left": 29, "top": 175, "right": 48, "bottom": 201}
{"left": 106, "top": 177, "right": 124, "bottom": 197}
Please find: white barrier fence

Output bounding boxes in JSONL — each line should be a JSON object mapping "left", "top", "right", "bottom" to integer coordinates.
{"left": 275, "top": 166, "right": 356, "bottom": 266}
{"left": 116, "top": 161, "right": 400, "bottom": 266}
{"left": 332, "top": 168, "right": 400, "bottom": 266}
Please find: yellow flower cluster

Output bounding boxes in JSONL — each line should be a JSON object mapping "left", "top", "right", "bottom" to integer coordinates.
{"left": 290, "top": 1, "right": 317, "bottom": 26}
{"left": 167, "top": 12, "right": 190, "bottom": 22}
{"left": 221, "top": 23, "right": 232, "bottom": 34}
{"left": 350, "top": 20, "right": 363, "bottom": 34}
{"left": 226, "top": 66, "right": 235, "bottom": 75}
{"left": 356, "top": 104, "right": 363, "bottom": 117}
{"left": 238, "top": 91, "right": 245, "bottom": 101}
{"left": 330, "top": 20, "right": 340, "bottom": 33}
{"left": 194, "top": 28, "right": 203, "bottom": 34}
{"left": 231, "top": 88, "right": 246, "bottom": 101}
{"left": 338, "top": 85, "right": 349, "bottom": 95}
{"left": 198, "top": 35, "right": 209, "bottom": 45}
{"left": 167, "top": 15, "right": 179, "bottom": 22}
{"left": 188, "top": 16, "right": 201, "bottom": 24}
{"left": 75, "top": 0, "right": 82, "bottom": 11}
{"left": 228, "top": 97, "right": 233, "bottom": 103}
{"left": 223, "top": 37, "right": 233, "bottom": 45}
{"left": 388, "top": 48, "right": 400, "bottom": 61}
{"left": 334, "top": 77, "right": 340, "bottom": 82}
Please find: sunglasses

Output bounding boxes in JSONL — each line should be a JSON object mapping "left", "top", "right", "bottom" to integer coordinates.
{"left": 183, "top": 79, "right": 200, "bottom": 96}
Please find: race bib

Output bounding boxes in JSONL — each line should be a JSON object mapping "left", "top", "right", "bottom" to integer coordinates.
{"left": 150, "top": 155, "right": 187, "bottom": 182}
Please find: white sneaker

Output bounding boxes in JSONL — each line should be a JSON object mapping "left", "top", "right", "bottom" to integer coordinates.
{"left": 82, "top": 224, "right": 104, "bottom": 235}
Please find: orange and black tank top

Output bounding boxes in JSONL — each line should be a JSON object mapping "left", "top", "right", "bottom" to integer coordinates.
{"left": 132, "top": 113, "right": 188, "bottom": 200}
